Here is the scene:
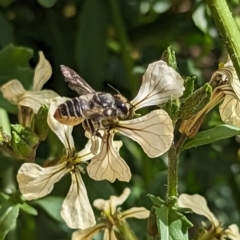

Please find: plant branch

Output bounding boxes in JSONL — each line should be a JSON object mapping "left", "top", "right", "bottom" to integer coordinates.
{"left": 206, "top": 0, "right": 240, "bottom": 80}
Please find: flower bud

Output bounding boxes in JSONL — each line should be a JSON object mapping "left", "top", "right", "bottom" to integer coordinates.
{"left": 161, "top": 46, "right": 177, "bottom": 70}
{"left": 11, "top": 125, "right": 39, "bottom": 159}
{"left": 181, "top": 76, "right": 196, "bottom": 100}
{"left": 34, "top": 105, "right": 49, "bottom": 141}
{"left": 180, "top": 83, "right": 212, "bottom": 120}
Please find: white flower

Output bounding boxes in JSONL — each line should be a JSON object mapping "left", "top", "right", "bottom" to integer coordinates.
{"left": 17, "top": 97, "right": 96, "bottom": 229}
{"left": 87, "top": 60, "right": 184, "bottom": 182}
{"left": 178, "top": 193, "right": 240, "bottom": 240}
{"left": 72, "top": 188, "right": 149, "bottom": 240}
{"left": 1, "top": 51, "right": 58, "bottom": 126}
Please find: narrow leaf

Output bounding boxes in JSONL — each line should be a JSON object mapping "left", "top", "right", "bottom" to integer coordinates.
{"left": 182, "top": 125, "right": 240, "bottom": 151}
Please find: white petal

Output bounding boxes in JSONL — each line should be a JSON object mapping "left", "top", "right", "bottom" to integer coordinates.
{"left": 47, "top": 97, "right": 75, "bottom": 150}
{"left": 76, "top": 139, "right": 95, "bottom": 162}
{"left": 1, "top": 79, "right": 26, "bottom": 104}
{"left": 87, "top": 134, "right": 131, "bottom": 182}
{"left": 33, "top": 51, "right": 52, "bottom": 91}
{"left": 227, "top": 224, "right": 240, "bottom": 240}
{"left": 17, "top": 162, "right": 68, "bottom": 200}
{"left": 93, "top": 188, "right": 130, "bottom": 213}
{"left": 122, "top": 207, "right": 150, "bottom": 219}
{"left": 219, "top": 95, "right": 240, "bottom": 127}
{"left": 72, "top": 224, "right": 105, "bottom": 240}
{"left": 61, "top": 170, "right": 96, "bottom": 229}
{"left": 178, "top": 193, "right": 219, "bottom": 227}
{"left": 117, "top": 109, "right": 173, "bottom": 158}
{"left": 19, "top": 90, "right": 58, "bottom": 113}
{"left": 130, "top": 60, "right": 184, "bottom": 111}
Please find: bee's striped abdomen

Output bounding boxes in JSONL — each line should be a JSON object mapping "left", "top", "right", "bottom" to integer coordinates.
{"left": 54, "top": 98, "right": 84, "bottom": 126}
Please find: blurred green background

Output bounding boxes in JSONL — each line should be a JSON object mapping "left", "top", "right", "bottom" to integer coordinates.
{"left": 0, "top": 0, "right": 240, "bottom": 239}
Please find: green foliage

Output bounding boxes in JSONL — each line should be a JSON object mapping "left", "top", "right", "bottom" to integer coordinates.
{"left": 0, "top": 0, "right": 240, "bottom": 239}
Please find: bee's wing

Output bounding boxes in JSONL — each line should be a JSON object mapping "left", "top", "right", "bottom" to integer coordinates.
{"left": 60, "top": 65, "right": 96, "bottom": 95}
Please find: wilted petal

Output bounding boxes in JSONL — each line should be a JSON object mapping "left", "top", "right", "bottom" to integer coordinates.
{"left": 219, "top": 95, "right": 240, "bottom": 127}
{"left": 131, "top": 60, "right": 184, "bottom": 111}
{"left": 178, "top": 194, "right": 219, "bottom": 227}
{"left": 104, "top": 229, "right": 118, "bottom": 240}
{"left": 19, "top": 90, "right": 58, "bottom": 113}
{"left": 93, "top": 188, "right": 130, "bottom": 213}
{"left": 76, "top": 139, "right": 95, "bottom": 162}
{"left": 47, "top": 97, "right": 75, "bottom": 151}
{"left": 87, "top": 135, "right": 131, "bottom": 182}
{"left": 61, "top": 170, "right": 96, "bottom": 229}
{"left": 1, "top": 79, "right": 26, "bottom": 104}
{"left": 17, "top": 162, "right": 68, "bottom": 200}
{"left": 117, "top": 109, "right": 173, "bottom": 158}
{"left": 33, "top": 51, "right": 52, "bottom": 91}
{"left": 72, "top": 224, "right": 105, "bottom": 240}
{"left": 122, "top": 207, "right": 150, "bottom": 219}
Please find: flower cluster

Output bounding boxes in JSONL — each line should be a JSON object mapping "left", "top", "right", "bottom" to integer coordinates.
{"left": 1, "top": 55, "right": 185, "bottom": 230}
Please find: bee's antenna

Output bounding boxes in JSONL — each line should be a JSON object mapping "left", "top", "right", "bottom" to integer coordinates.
{"left": 107, "top": 84, "right": 121, "bottom": 94}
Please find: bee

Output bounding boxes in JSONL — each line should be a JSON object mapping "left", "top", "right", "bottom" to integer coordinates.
{"left": 54, "top": 65, "right": 131, "bottom": 136}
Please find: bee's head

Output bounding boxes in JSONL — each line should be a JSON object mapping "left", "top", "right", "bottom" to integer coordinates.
{"left": 113, "top": 94, "right": 130, "bottom": 118}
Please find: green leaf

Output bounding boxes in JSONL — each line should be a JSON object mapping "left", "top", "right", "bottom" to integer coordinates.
{"left": 20, "top": 203, "right": 38, "bottom": 216}
{"left": 154, "top": 206, "right": 193, "bottom": 240}
{"left": 182, "top": 125, "right": 240, "bottom": 151}
{"left": 33, "top": 196, "right": 63, "bottom": 222}
{"left": 75, "top": 0, "right": 108, "bottom": 90}
{"left": 0, "top": 44, "right": 34, "bottom": 113}
{"left": 37, "top": 0, "right": 57, "bottom": 8}
{"left": 0, "top": 200, "right": 20, "bottom": 240}
{"left": 148, "top": 194, "right": 165, "bottom": 207}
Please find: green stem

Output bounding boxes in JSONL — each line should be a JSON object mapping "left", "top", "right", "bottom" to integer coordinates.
{"left": 206, "top": 0, "right": 240, "bottom": 80}
{"left": 167, "top": 143, "right": 178, "bottom": 198}
{"left": 108, "top": 0, "right": 137, "bottom": 94}
{"left": 116, "top": 220, "right": 138, "bottom": 240}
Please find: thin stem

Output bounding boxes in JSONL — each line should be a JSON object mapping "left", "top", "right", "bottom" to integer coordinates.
{"left": 206, "top": 0, "right": 240, "bottom": 80}
{"left": 176, "top": 133, "right": 187, "bottom": 155}
{"left": 167, "top": 142, "right": 178, "bottom": 198}
{"left": 108, "top": 0, "right": 137, "bottom": 94}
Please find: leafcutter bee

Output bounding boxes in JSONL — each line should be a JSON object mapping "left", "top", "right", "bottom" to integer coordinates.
{"left": 54, "top": 65, "right": 131, "bottom": 136}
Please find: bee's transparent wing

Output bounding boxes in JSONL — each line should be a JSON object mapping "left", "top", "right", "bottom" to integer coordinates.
{"left": 60, "top": 65, "right": 96, "bottom": 95}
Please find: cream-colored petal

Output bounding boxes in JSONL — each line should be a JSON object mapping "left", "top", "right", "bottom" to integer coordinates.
{"left": 19, "top": 90, "right": 58, "bottom": 114}
{"left": 76, "top": 139, "right": 95, "bottom": 162}
{"left": 109, "top": 188, "right": 130, "bottom": 213}
{"left": 226, "top": 224, "right": 240, "bottom": 240}
{"left": 17, "top": 162, "right": 68, "bottom": 200}
{"left": 131, "top": 60, "right": 184, "bottom": 111}
{"left": 33, "top": 51, "right": 52, "bottom": 91}
{"left": 87, "top": 134, "right": 131, "bottom": 183}
{"left": 1, "top": 79, "right": 26, "bottom": 104}
{"left": 72, "top": 224, "right": 105, "bottom": 240}
{"left": 117, "top": 109, "right": 173, "bottom": 158}
{"left": 103, "top": 229, "right": 118, "bottom": 240}
{"left": 93, "top": 188, "right": 130, "bottom": 213}
{"left": 61, "top": 170, "right": 96, "bottom": 229}
{"left": 178, "top": 194, "right": 219, "bottom": 227}
{"left": 47, "top": 97, "right": 75, "bottom": 150}
{"left": 219, "top": 95, "right": 240, "bottom": 127}
{"left": 122, "top": 207, "right": 150, "bottom": 219}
